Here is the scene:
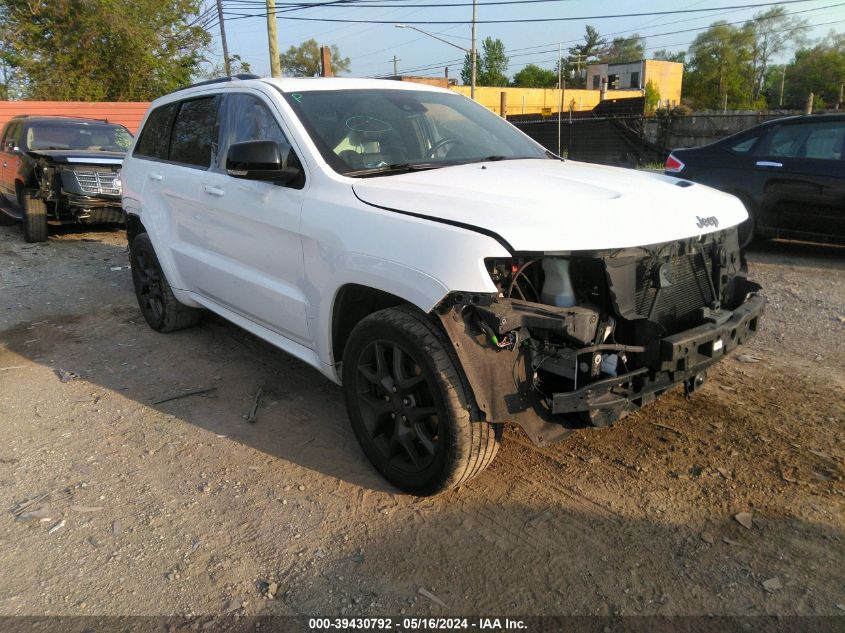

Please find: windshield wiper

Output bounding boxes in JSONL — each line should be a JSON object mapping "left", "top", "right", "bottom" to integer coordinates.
{"left": 345, "top": 163, "right": 443, "bottom": 178}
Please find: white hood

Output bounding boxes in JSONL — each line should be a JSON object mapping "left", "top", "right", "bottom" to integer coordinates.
{"left": 352, "top": 159, "right": 747, "bottom": 252}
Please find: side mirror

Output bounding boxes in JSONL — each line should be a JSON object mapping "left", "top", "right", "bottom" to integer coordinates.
{"left": 5, "top": 140, "right": 16, "bottom": 151}
{"left": 226, "top": 140, "right": 301, "bottom": 185}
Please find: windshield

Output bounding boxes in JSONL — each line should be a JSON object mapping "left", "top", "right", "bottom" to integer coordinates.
{"left": 25, "top": 122, "right": 133, "bottom": 152}
{"left": 282, "top": 88, "right": 550, "bottom": 176}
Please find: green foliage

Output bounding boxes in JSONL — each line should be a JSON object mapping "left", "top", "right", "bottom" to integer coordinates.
{"left": 200, "top": 54, "right": 252, "bottom": 80}
{"left": 280, "top": 39, "right": 350, "bottom": 77}
{"left": 781, "top": 33, "right": 845, "bottom": 109}
{"left": 461, "top": 37, "right": 509, "bottom": 87}
{"left": 746, "top": 7, "right": 809, "bottom": 103}
{"left": 600, "top": 35, "right": 646, "bottom": 64}
{"left": 511, "top": 64, "right": 557, "bottom": 88}
{"left": 683, "top": 9, "right": 809, "bottom": 110}
{"left": 564, "top": 25, "right": 606, "bottom": 88}
{"left": 644, "top": 80, "right": 661, "bottom": 113}
{"left": 652, "top": 49, "right": 686, "bottom": 64}
{"left": 684, "top": 21, "right": 760, "bottom": 110}
{"left": 0, "top": 0, "right": 211, "bottom": 101}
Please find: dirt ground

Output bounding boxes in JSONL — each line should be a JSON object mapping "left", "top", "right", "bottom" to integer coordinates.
{"left": 0, "top": 222, "right": 843, "bottom": 619}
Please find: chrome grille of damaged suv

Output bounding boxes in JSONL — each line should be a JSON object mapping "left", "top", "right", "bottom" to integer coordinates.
{"left": 635, "top": 243, "right": 715, "bottom": 333}
{"left": 73, "top": 168, "right": 121, "bottom": 196}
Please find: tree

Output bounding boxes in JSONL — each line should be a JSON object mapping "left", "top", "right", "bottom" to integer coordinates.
{"left": 780, "top": 33, "right": 845, "bottom": 109}
{"left": 652, "top": 49, "right": 686, "bottom": 64}
{"left": 511, "top": 64, "right": 557, "bottom": 88}
{"left": 600, "top": 34, "right": 646, "bottom": 64}
{"left": 684, "top": 21, "right": 758, "bottom": 110}
{"left": 745, "top": 7, "right": 809, "bottom": 103}
{"left": 461, "top": 37, "right": 509, "bottom": 87}
{"left": 564, "top": 25, "right": 606, "bottom": 87}
{"left": 200, "top": 54, "right": 252, "bottom": 80}
{"left": 644, "top": 80, "right": 661, "bottom": 113}
{"left": 0, "top": 0, "right": 210, "bottom": 101}
{"left": 280, "top": 39, "right": 350, "bottom": 77}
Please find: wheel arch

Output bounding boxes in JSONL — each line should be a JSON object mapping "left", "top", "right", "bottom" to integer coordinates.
{"left": 330, "top": 284, "right": 409, "bottom": 366}
{"left": 125, "top": 213, "right": 147, "bottom": 246}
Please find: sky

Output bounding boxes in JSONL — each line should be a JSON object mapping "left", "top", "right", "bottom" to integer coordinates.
{"left": 203, "top": 0, "right": 845, "bottom": 79}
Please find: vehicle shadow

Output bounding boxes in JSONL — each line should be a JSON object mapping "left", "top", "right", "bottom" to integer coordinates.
{"left": 0, "top": 225, "right": 392, "bottom": 493}
{"left": 746, "top": 238, "right": 845, "bottom": 271}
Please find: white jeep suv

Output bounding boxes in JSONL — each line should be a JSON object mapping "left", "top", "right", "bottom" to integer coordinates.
{"left": 121, "top": 75, "right": 764, "bottom": 495}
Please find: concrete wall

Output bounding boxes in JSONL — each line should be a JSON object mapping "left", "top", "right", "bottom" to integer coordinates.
{"left": 0, "top": 101, "right": 150, "bottom": 134}
{"left": 450, "top": 86, "right": 642, "bottom": 116}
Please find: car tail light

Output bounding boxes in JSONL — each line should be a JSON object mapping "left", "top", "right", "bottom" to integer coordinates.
{"left": 665, "top": 154, "right": 685, "bottom": 173}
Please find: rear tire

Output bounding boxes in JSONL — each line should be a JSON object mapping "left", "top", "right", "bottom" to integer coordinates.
{"left": 22, "top": 193, "right": 47, "bottom": 243}
{"left": 342, "top": 305, "right": 498, "bottom": 495}
{"left": 129, "top": 232, "right": 201, "bottom": 332}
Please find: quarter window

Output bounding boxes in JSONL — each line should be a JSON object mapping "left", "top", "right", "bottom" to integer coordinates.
{"left": 730, "top": 135, "right": 758, "bottom": 154}
{"left": 169, "top": 97, "right": 219, "bottom": 168}
{"left": 134, "top": 103, "right": 177, "bottom": 160}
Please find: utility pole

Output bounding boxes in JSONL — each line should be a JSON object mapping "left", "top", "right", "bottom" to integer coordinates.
{"left": 470, "top": 0, "right": 477, "bottom": 100}
{"left": 557, "top": 42, "right": 562, "bottom": 156}
{"left": 267, "top": 0, "right": 281, "bottom": 78}
{"left": 393, "top": 55, "right": 400, "bottom": 77}
{"left": 779, "top": 66, "right": 786, "bottom": 107}
{"left": 215, "top": 0, "right": 231, "bottom": 76}
{"left": 837, "top": 81, "right": 844, "bottom": 110}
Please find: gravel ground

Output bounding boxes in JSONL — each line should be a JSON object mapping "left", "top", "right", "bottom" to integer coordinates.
{"left": 0, "top": 223, "right": 843, "bottom": 620}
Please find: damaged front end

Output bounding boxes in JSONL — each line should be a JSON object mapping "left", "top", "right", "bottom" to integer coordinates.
{"left": 436, "top": 228, "right": 765, "bottom": 445}
{"left": 32, "top": 155, "right": 124, "bottom": 224}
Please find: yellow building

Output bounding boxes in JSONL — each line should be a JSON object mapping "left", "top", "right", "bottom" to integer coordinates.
{"left": 449, "top": 86, "right": 642, "bottom": 117}
{"left": 585, "top": 59, "right": 683, "bottom": 106}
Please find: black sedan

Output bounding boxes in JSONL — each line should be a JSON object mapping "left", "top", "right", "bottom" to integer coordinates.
{"left": 665, "top": 114, "right": 845, "bottom": 246}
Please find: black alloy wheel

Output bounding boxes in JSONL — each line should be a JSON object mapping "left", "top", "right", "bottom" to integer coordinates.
{"left": 342, "top": 306, "right": 499, "bottom": 495}
{"left": 355, "top": 338, "right": 442, "bottom": 473}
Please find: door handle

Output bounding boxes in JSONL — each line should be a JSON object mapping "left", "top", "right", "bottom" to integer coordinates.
{"left": 202, "top": 185, "right": 225, "bottom": 197}
{"left": 148, "top": 172, "right": 164, "bottom": 181}
{"left": 2, "top": 162, "right": 7, "bottom": 168}
{"left": 756, "top": 161, "right": 783, "bottom": 168}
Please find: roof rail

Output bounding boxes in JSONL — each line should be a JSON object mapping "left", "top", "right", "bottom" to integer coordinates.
{"left": 184, "top": 73, "right": 261, "bottom": 90}
{"left": 12, "top": 114, "right": 110, "bottom": 124}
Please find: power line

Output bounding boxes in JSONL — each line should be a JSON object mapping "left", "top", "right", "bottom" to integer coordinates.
{"left": 222, "top": 0, "right": 829, "bottom": 22}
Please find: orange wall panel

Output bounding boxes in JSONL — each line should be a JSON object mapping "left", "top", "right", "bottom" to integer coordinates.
{"left": 0, "top": 101, "right": 151, "bottom": 134}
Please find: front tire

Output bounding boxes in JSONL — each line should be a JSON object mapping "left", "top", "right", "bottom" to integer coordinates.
{"left": 22, "top": 193, "right": 47, "bottom": 243}
{"left": 129, "top": 233, "right": 201, "bottom": 332}
{"left": 736, "top": 196, "right": 756, "bottom": 249}
{"left": 342, "top": 306, "right": 498, "bottom": 495}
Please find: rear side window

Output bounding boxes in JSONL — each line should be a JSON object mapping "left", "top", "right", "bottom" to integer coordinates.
{"left": 758, "top": 124, "right": 808, "bottom": 158}
{"left": 169, "top": 97, "right": 219, "bottom": 168}
{"left": 134, "top": 103, "right": 177, "bottom": 160}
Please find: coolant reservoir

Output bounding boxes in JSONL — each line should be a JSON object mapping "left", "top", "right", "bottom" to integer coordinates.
{"left": 541, "top": 259, "right": 576, "bottom": 307}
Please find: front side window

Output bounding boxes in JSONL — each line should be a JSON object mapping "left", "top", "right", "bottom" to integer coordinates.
{"left": 282, "top": 88, "right": 549, "bottom": 176}
{"left": 135, "top": 103, "right": 177, "bottom": 160}
{"left": 3, "top": 121, "right": 22, "bottom": 147}
{"left": 217, "top": 93, "right": 292, "bottom": 170}
{"left": 169, "top": 97, "right": 219, "bottom": 168}
{"left": 801, "top": 122, "right": 845, "bottom": 160}
{"left": 24, "top": 121, "right": 131, "bottom": 152}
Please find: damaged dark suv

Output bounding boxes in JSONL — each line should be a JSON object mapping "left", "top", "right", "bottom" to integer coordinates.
{"left": 0, "top": 115, "right": 131, "bottom": 242}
